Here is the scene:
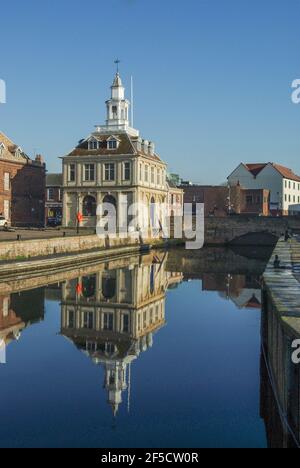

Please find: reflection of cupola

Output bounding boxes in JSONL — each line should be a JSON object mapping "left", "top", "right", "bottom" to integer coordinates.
{"left": 104, "top": 361, "right": 128, "bottom": 417}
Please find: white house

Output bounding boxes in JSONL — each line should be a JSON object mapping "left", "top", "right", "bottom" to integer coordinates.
{"left": 228, "top": 163, "right": 300, "bottom": 215}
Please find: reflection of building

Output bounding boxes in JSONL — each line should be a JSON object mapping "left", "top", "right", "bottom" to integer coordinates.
{"left": 60, "top": 252, "right": 182, "bottom": 416}
{"left": 0, "top": 289, "right": 45, "bottom": 362}
{"left": 200, "top": 273, "right": 262, "bottom": 309}
{"left": 260, "top": 289, "right": 300, "bottom": 448}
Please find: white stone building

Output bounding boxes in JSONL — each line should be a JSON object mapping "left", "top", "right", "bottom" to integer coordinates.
{"left": 60, "top": 252, "right": 183, "bottom": 416}
{"left": 62, "top": 72, "right": 176, "bottom": 230}
{"left": 228, "top": 163, "right": 300, "bottom": 215}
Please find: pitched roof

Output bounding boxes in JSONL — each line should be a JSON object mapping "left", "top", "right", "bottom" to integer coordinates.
{"left": 244, "top": 163, "right": 300, "bottom": 182}
{"left": 244, "top": 163, "right": 267, "bottom": 177}
{"left": 66, "top": 132, "right": 163, "bottom": 163}
{"left": 0, "top": 131, "right": 29, "bottom": 163}
{"left": 46, "top": 173, "right": 63, "bottom": 187}
{"left": 67, "top": 132, "right": 134, "bottom": 157}
{"left": 272, "top": 163, "right": 300, "bottom": 182}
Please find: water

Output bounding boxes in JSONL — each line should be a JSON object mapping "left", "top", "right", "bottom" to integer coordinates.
{"left": 0, "top": 247, "right": 272, "bottom": 448}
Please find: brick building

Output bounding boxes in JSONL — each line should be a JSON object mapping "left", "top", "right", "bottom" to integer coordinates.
{"left": 45, "top": 173, "right": 63, "bottom": 226}
{"left": 181, "top": 184, "right": 270, "bottom": 217}
{"left": 0, "top": 132, "right": 46, "bottom": 227}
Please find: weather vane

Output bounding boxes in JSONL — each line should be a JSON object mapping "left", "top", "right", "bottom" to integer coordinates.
{"left": 114, "top": 59, "right": 121, "bottom": 73}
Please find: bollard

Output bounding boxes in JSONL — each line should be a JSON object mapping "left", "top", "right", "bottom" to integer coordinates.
{"left": 63, "top": 231, "right": 66, "bottom": 238}
{"left": 17, "top": 234, "right": 21, "bottom": 241}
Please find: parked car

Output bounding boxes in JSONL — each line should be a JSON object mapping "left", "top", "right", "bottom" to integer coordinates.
{"left": 0, "top": 216, "right": 9, "bottom": 230}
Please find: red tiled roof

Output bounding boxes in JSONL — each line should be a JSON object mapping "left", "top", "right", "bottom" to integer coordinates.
{"left": 244, "top": 163, "right": 300, "bottom": 182}
{"left": 272, "top": 164, "right": 300, "bottom": 182}
{"left": 244, "top": 163, "right": 267, "bottom": 177}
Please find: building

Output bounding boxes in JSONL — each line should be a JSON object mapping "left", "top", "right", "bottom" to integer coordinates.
{"left": 62, "top": 72, "right": 172, "bottom": 231}
{"left": 45, "top": 173, "right": 63, "bottom": 226}
{"left": 60, "top": 252, "right": 182, "bottom": 416}
{"left": 181, "top": 184, "right": 270, "bottom": 217}
{"left": 228, "top": 163, "right": 300, "bottom": 215}
{"left": 0, "top": 132, "right": 46, "bottom": 227}
{"left": 0, "top": 288, "right": 45, "bottom": 363}
{"left": 167, "top": 178, "right": 184, "bottom": 216}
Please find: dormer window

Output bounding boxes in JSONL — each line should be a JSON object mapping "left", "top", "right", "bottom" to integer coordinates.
{"left": 14, "top": 147, "right": 22, "bottom": 158}
{"left": 107, "top": 136, "right": 119, "bottom": 150}
{"left": 89, "top": 140, "right": 99, "bottom": 150}
{"left": 108, "top": 139, "right": 117, "bottom": 150}
{"left": 0, "top": 143, "right": 5, "bottom": 156}
{"left": 88, "top": 139, "right": 100, "bottom": 150}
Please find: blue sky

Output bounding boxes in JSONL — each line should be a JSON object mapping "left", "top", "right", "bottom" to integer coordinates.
{"left": 1, "top": 0, "right": 300, "bottom": 183}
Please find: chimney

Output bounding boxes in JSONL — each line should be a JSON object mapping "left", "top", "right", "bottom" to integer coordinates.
{"left": 148, "top": 141, "right": 155, "bottom": 155}
{"left": 142, "top": 139, "right": 149, "bottom": 154}
{"left": 35, "top": 154, "right": 44, "bottom": 164}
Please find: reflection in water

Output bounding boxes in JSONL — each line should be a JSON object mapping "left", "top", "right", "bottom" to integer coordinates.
{"left": 261, "top": 289, "right": 300, "bottom": 448}
{"left": 60, "top": 252, "right": 183, "bottom": 416}
{"left": 0, "top": 289, "right": 45, "bottom": 362}
{"left": 1, "top": 246, "right": 293, "bottom": 447}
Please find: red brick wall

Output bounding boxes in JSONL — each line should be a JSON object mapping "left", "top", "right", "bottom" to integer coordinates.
{"left": 182, "top": 185, "right": 270, "bottom": 217}
{"left": 0, "top": 159, "right": 46, "bottom": 227}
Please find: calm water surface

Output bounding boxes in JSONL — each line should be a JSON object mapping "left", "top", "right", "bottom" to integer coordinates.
{"left": 0, "top": 247, "right": 275, "bottom": 448}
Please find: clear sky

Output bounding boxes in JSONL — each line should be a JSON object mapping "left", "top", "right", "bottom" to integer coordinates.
{"left": 1, "top": 0, "right": 300, "bottom": 184}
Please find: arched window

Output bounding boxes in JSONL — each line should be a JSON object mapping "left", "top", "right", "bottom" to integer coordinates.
{"left": 83, "top": 195, "right": 96, "bottom": 217}
{"left": 150, "top": 196, "right": 156, "bottom": 228}
{"left": 82, "top": 275, "right": 96, "bottom": 298}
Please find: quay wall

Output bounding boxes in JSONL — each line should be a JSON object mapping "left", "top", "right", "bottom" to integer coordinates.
{"left": 0, "top": 216, "right": 299, "bottom": 262}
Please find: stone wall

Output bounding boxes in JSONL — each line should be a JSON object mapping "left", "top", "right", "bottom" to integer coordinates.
{"left": 204, "top": 216, "right": 300, "bottom": 244}
{"left": 0, "top": 234, "right": 141, "bottom": 261}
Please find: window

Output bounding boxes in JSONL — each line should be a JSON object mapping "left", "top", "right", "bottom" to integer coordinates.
{"left": 112, "top": 106, "right": 118, "bottom": 118}
{"left": 157, "top": 169, "right": 161, "bottom": 186}
{"left": 123, "top": 162, "right": 131, "bottom": 181}
{"left": 4, "top": 172, "right": 10, "bottom": 191}
{"left": 4, "top": 200, "right": 9, "bottom": 220}
{"left": 68, "top": 310, "right": 75, "bottom": 328}
{"left": 108, "top": 139, "right": 117, "bottom": 150}
{"left": 84, "top": 164, "right": 95, "bottom": 181}
{"left": 82, "top": 275, "right": 96, "bottom": 298}
{"left": 103, "top": 313, "right": 114, "bottom": 331}
{"left": 151, "top": 167, "right": 155, "bottom": 184}
{"left": 83, "top": 312, "right": 94, "bottom": 329}
{"left": 104, "top": 163, "right": 115, "bottom": 181}
{"left": 48, "top": 188, "right": 54, "bottom": 200}
{"left": 140, "top": 163, "right": 143, "bottom": 182}
{"left": 144, "top": 165, "right": 149, "bottom": 182}
{"left": 122, "top": 314, "right": 129, "bottom": 333}
{"left": 89, "top": 140, "right": 99, "bottom": 150}
{"left": 69, "top": 164, "right": 76, "bottom": 182}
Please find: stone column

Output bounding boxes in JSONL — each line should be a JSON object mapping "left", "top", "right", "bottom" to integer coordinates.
{"left": 62, "top": 191, "right": 69, "bottom": 227}
{"left": 76, "top": 163, "right": 82, "bottom": 186}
